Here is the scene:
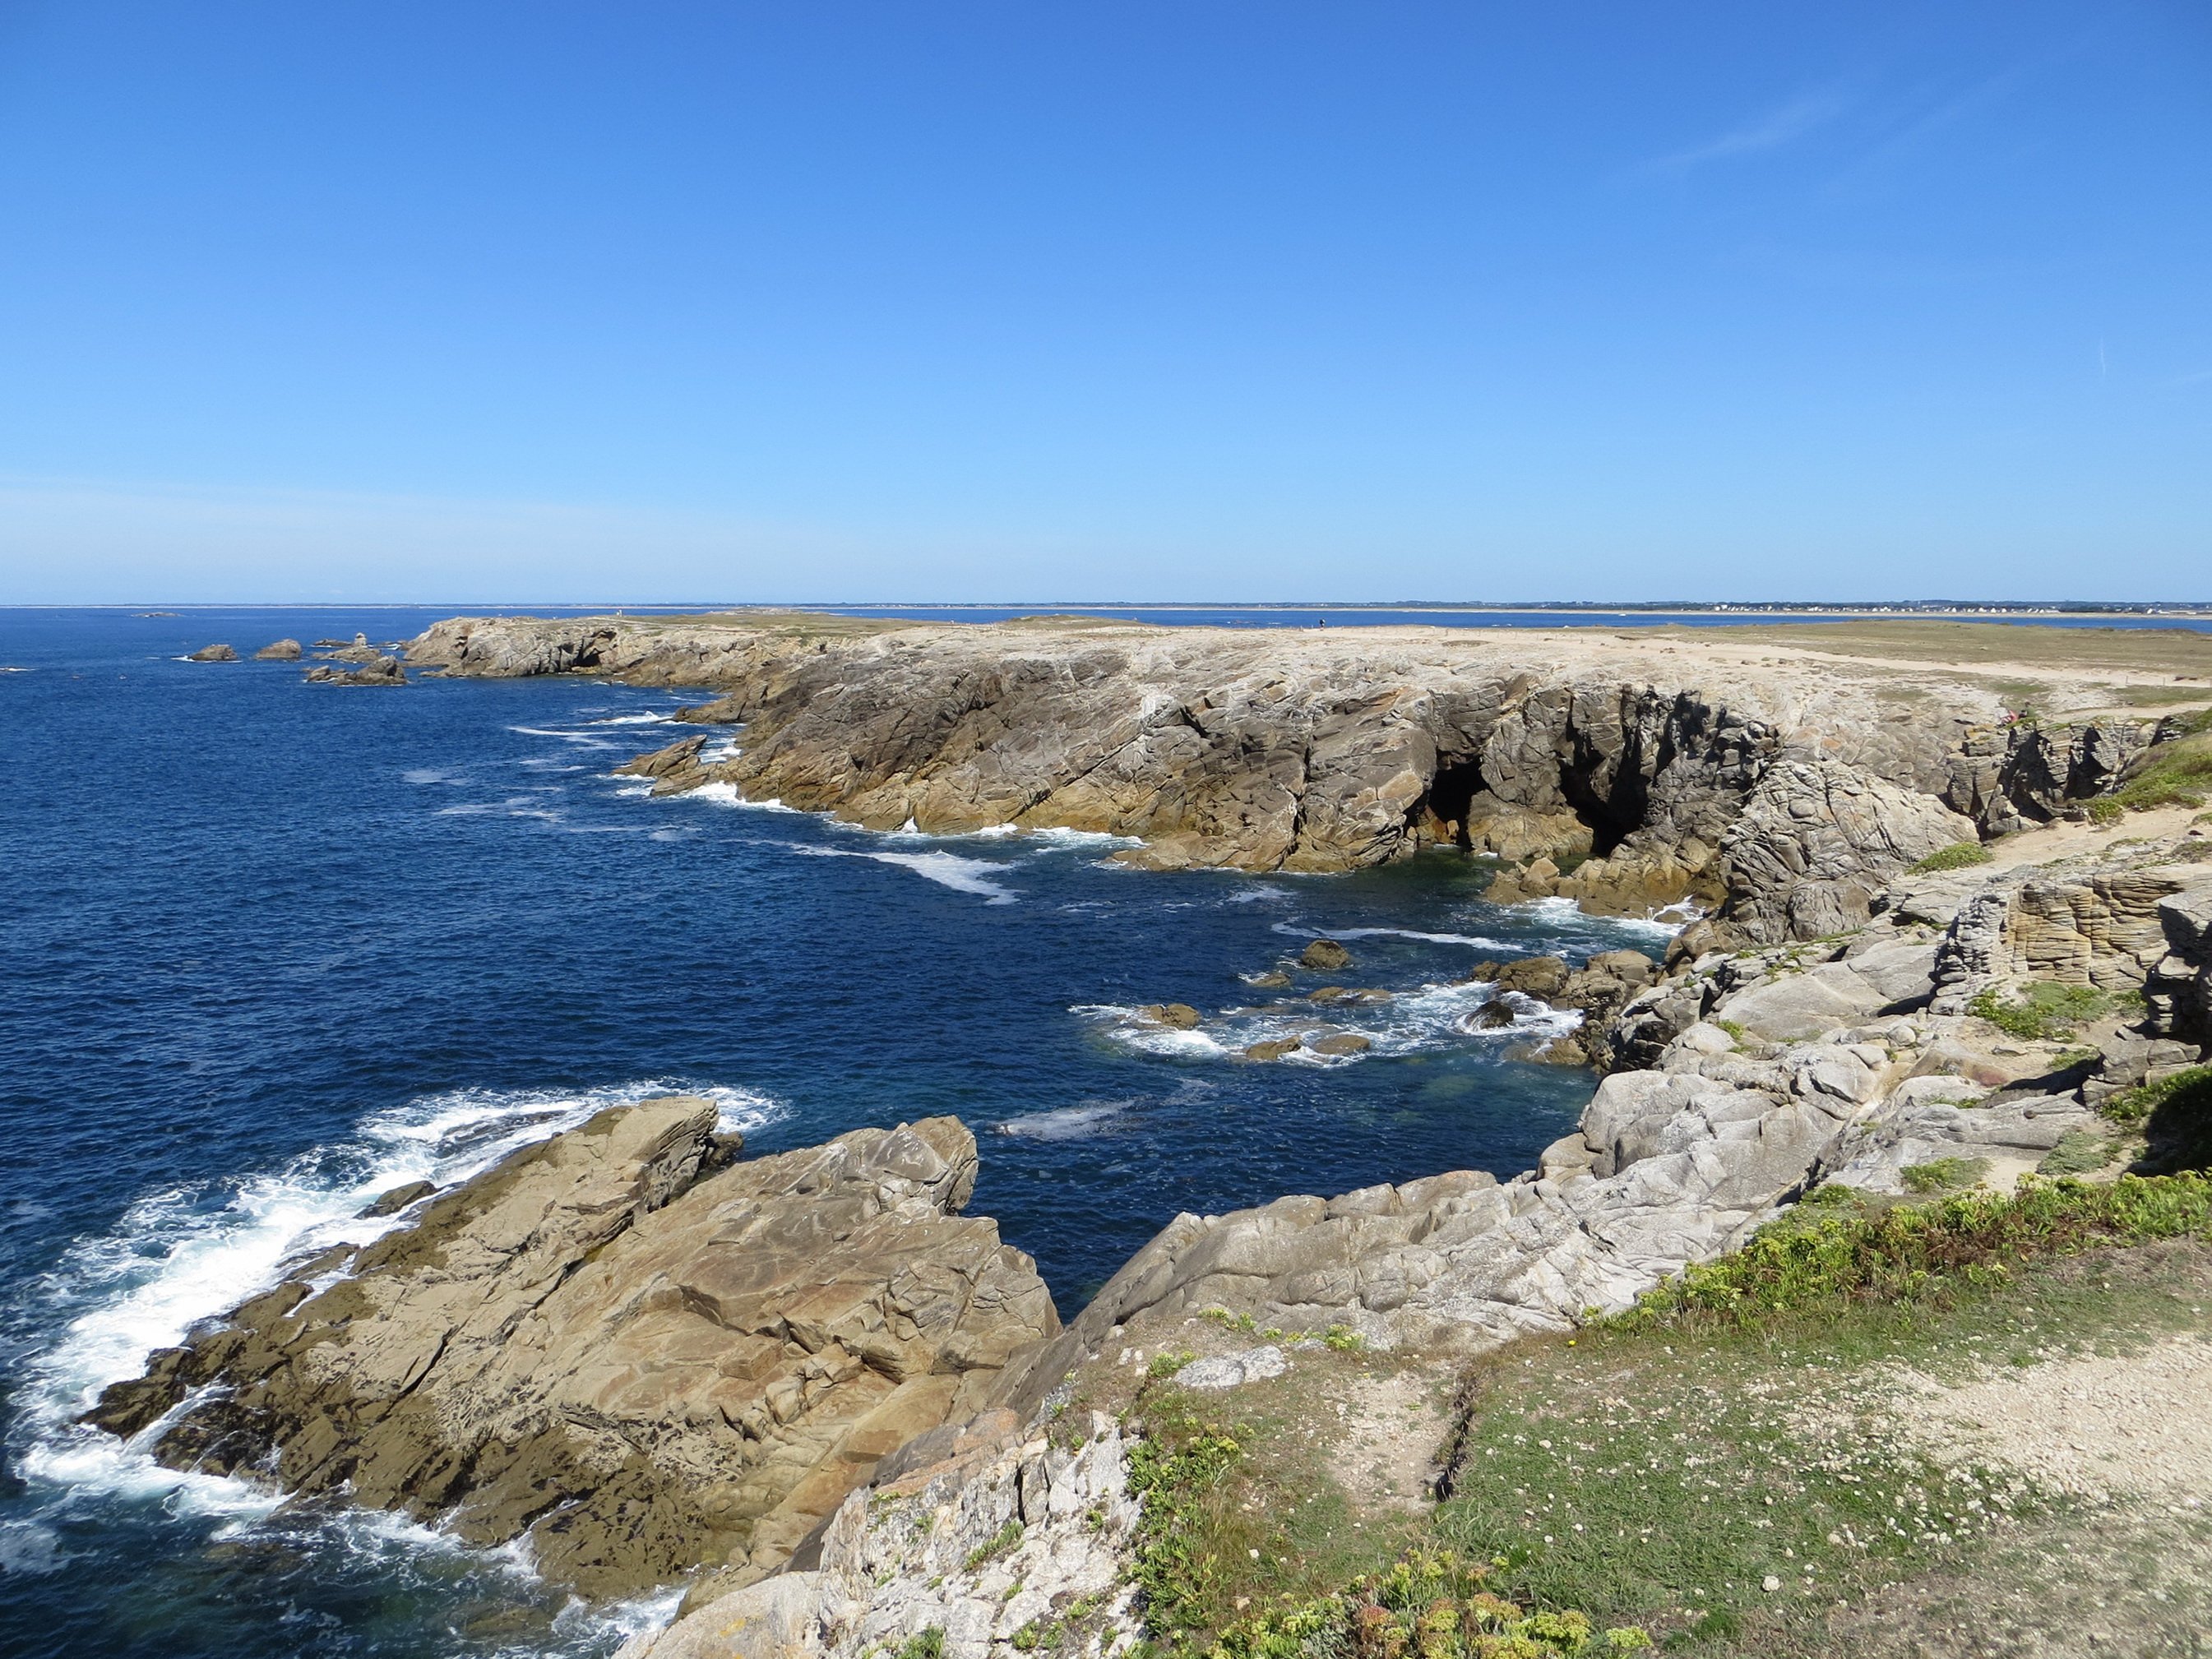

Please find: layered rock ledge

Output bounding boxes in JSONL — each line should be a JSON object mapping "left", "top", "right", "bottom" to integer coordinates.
{"left": 408, "top": 612, "right": 2182, "bottom": 944}
{"left": 86, "top": 1102, "right": 1057, "bottom": 1599}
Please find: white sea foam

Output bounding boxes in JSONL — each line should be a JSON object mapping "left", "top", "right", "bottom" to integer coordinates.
{"left": 687, "top": 782, "right": 798, "bottom": 811}
{"left": 506, "top": 725, "right": 621, "bottom": 749}
{"left": 993, "top": 1100, "right": 1135, "bottom": 1141}
{"left": 1025, "top": 825, "right": 1143, "bottom": 850}
{"left": 588, "top": 712, "right": 683, "bottom": 727}
{"left": 1513, "top": 894, "right": 1691, "bottom": 940}
{"left": 1225, "top": 884, "right": 1291, "bottom": 904}
{"left": 401, "top": 767, "right": 463, "bottom": 785}
{"left": 1272, "top": 922, "right": 1516, "bottom": 950}
{"left": 790, "top": 845, "right": 1020, "bottom": 903}
{"left": 1073, "top": 977, "right": 1578, "bottom": 1066}
{"left": 16, "top": 1081, "right": 784, "bottom": 1500}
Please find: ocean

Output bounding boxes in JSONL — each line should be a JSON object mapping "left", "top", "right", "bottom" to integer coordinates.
{"left": 0, "top": 603, "right": 2066, "bottom": 1657}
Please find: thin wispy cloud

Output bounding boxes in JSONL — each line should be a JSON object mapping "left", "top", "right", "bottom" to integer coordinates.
{"left": 1646, "top": 89, "right": 1849, "bottom": 173}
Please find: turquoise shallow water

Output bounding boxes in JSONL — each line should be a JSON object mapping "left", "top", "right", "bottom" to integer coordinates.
{"left": 0, "top": 608, "right": 1687, "bottom": 1658}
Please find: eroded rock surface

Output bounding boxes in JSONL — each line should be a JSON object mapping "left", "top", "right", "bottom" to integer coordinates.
{"left": 410, "top": 612, "right": 2173, "bottom": 943}
{"left": 87, "top": 1102, "right": 1058, "bottom": 1599}
{"left": 627, "top": 1410, "right": 1140, "bottom": 1659}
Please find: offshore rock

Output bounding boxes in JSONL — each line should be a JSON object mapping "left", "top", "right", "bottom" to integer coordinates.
{"left": 86, "top": 1102, "right": 1058, "bottom": 1600}
{"left": 186, "top": 643, "right": 238, "bottom": 662}
{"left": 255, "top": 639, "right": 303, "bottom": 661}
{"left": 304, "top": 655, "right": 407, "bottom": 686}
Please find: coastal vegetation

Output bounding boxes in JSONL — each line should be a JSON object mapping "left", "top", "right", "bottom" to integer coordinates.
{"left": 1108, "top": 1176, "right": 2212, "bottom": 1658}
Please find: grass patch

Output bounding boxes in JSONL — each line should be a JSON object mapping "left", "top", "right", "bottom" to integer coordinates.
{"left": 2099, "top": 1065, "right": 2212, "bottom": 1176}
{"left": 1900, "top": 1157, "right": 1989, "bottom": 1194}
{"left": 1618, "top": 1175, "right": 2212, "bottom": 1328}
{"left": 2034, "top": 1130, "right": 2117, "bottom": 1176}
{"left": 1906, "top": 842, "right": 1992, "bottom": 875}
{"left": 1428, "top": 1239, "right": 2212, "bottom": 1651}
{"left": 1964, "top": 981, "right": 2120, "bottom": 1041}
{"left": 2113, "top": 730, "right": 2212, "bottom": 812}
{"left": 963, "top": 1518, "right": 1024, "bottom": 1570}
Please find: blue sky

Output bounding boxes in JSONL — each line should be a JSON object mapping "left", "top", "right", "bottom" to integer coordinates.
{"left": 1, "top": 2, "right": 2206, "bottom": 603}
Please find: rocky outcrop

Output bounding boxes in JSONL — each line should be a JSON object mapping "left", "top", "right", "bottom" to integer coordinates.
{"left": 405, "top": 612, "right": 2093, "bottom": 943}
{"left": 186, "top": 643, "right": 238, "bottom": 662}
{"left": 86, "top": 1102, "right": 1058, "bottom": 1600}
{"left": 255, "top": 639, "right": 303, "bottom": 661}
{"left": 628, "top": 1410, "right": 1140, "bottom": 1659}
{"left": 305, "top": 655, "right": 407, "bottom": 686}
{"left": 2146, "top": 880, "right": 2212, "bottom": 1047}
{"left": 1943, "top": 719, "right": 2154, "bottom": 834}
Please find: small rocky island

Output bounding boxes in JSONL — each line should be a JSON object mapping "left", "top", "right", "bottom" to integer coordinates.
{"left": 95, "top": 612, "right": 2212, "bottom": 1656}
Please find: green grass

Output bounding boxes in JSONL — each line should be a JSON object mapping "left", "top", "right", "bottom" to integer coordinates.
{"left": 1618, "top": 1174, "right": 2212, "bottom": 1328}
{"left": 1964, "top": 982, "right": 2122, "bottom": 1042}
{"left": 2113, "top": 730, "right": 2212, "bottom": 811}
{"left": 1900, "top": 1157, "right": 1988, "bottom": 1194}
{"left": 2085, "top": 797, "right": 2125, "bottom": 825}
{"left": 2099, "top": 1065, "right": 2212, "bottom": 1176}
{"left": 1425, "top": 1236, "right": 2212, "bottom": 1650}
{"left": 1907, "top": 842, "right": 1992, "bottom": 874}
{"left": 2035, "top": 1130, "right": 2117, "bottom": 1176}
{"left": 963, "top": 1518, "right": 1024, "bottom": 1569}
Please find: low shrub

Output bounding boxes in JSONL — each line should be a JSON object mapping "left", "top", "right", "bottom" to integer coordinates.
{"left": 1907, "top": 841, "right": 1992, "bottom": 874}
{"left": 1900, "top": 1156, "right": 1988, "bottom": 1194}
{"left": 2085, "top": 797, "right": 2125, "bottom": 825}
{"left": 1207, "top": 1549, "right": 1650, "bottom": 1659}
{"left": 2035, "top": 1130, "right": 2117, "bottom": 1176}
{"left": 2097, "top": 1065, "right": 2212, "bottom": 1128}
{"left": 1964, "top": 981, "right": 2114, "bottom": 1041}
{"left": 1617, "top": 1173, "right": 2212, "bottom": 1327}
{"left": 2112, "top": 731, "right": 2212, "bottom": 812}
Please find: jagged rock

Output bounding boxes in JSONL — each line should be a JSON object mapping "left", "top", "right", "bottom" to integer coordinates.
{"left": 304, "top": 655, "right": 406, "bottom": 686}
{"left": 407, "top": 612, "right": 2038, "bottom": 940}
{"left": 1300, "top": 940, "right": 1352, "bottom": 971}
{"left": 187, "top": 644, "right": 237, "bottom": 662}
{"left": 616, "top": 736, "right": 715, "bottom": 795}
{"left": 86, "top": 1103, "right": 1057, "bottom": 1600}
{"left": 1489, "top": 955, "right": 1570, "bottom": 998}
{"left": 987, "top": 1067, "right": 1858, "bottom": 1412}
{"left": 1719, "top": 756, "right": 1980, "bottom": 945}
{"left": 356, "top": 1180, "right": 436, "bottom": 1218}
{"left": 1243, "top": 1037, "right": 1303, "bottom": 1061}
{"left": 254, "top": 639, "right": 303, "bottom": 661}
{"left": 2145, "top": 880, "right": 2212, "bottom": 1047}
{"left": 1141, "top": 1003, "right": 1201, "bottom": 1029}
{"left": 626, "top": 1412, "right": 1141, "bottom": 1659}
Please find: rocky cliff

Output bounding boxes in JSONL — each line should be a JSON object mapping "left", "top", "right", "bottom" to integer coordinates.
{"left": 86, "top": 1102, "right": 1058, "bottom": 1599}
{"left": 411, "top": 612, "right": 2182, "bottom": 945}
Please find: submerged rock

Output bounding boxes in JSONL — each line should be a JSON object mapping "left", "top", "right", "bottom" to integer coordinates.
{"left": 86, "top": 1102, "right": 1058, "bottom": 1600}
{"left": 1139, "top": 1002, "right": 1201, "bottom": 1029}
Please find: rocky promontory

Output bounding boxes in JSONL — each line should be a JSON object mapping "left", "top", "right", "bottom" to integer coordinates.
{"left": 87, "top": 1102, "right": 1058, "bottom": 1599}
{"left": 409, "top": 612, "right": 2198, "bottom": 945}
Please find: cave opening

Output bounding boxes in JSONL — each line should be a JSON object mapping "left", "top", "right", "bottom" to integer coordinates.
{"left": 1425, "top": 757, "right": 1484, "bottom": 848}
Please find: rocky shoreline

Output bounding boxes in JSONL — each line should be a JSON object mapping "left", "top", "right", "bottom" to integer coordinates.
{"left": 407, "top": 611, "right": 2177, "bottom": 946}
{"left": 86, "top": 613, "right": 2212, "bottom": 1657}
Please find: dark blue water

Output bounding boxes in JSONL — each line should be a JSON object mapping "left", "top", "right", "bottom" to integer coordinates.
{"left": 0, "top": 608, "right": 1678, "bottom": 1658}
